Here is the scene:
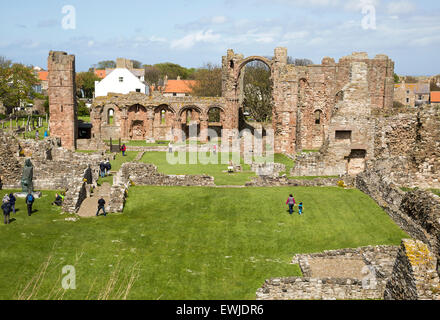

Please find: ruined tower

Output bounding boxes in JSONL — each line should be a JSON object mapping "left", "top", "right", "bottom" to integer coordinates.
{"left": 48, "top": 51, "right": 77, "bottom": 150}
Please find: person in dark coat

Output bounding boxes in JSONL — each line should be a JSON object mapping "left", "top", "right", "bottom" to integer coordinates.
{"left": 99, "top": 162, "right": 106, "bottom": 178}
{"left": 105, "top": 159, "right": 111, "bottom": 176}
{"left": 9, "top": 193, "right": 16, "bottom": 214}
{"left": 96, "top": 197, "right": 106, "bottom": 216}
{"left": 2, "top": 201, "right": 11, "bottom": 224}
{"left": 26, "top": 192, "right": 34, "bottom": 216}
{"left": 52, "top": 193, "right": 63, "bottom": 206}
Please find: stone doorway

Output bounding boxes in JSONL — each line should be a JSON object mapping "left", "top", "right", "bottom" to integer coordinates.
{"left": 346, "top": 149, "right": 367, "bottom": 175}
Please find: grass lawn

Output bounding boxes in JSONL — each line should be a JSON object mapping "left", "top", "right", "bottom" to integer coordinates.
{"left": 0, "top": 186, "right": 408, "bottom": 300}
{"left": 141, "top": 151, "right": 256, "bottom": 185}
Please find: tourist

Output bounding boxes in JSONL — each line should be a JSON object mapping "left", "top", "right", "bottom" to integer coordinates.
{"left": 52, "top": 193, "right": 63, "bottom": 206}
{"left": 26, "top": 192, "right": 34, "bottom": 216}
{"left": 105, "top": 159, "right": 112, "bottom": 176}
{"left": 96, "top": 197, "right": 106, "bottom": 217}
{"left": 35, "top": 130, "right": 39, "bottom": 140}
{"left": 228, "top": 161, "right": 234, "bottom": 173}
{"left": 2, "top": 193, "right": 10, "bottom": 204}
{"left": 168, "top": 142, "right": 173, "bottom": 153}
{"left": 99, "top": 162, "right": 106, "bottom": 178}
{"left": 298, "top": 202, "right": 303, "bottom": 215}
{"left": 286, "top": 194, "right": 295, "bottom": 215}
{"left": 44, "top": 130, "right": 48, "bottom": 138}
{"left": 213, "top": 144, "right": 217, "bottom": 155}
{"left": 8, "top": 193, "right": 16, "bottom": 214}
{"left": 1, "top": 200, "right": 11, "bottom": 224}
{"left": 121, "top": 144, "right": 127, "bottom": 156}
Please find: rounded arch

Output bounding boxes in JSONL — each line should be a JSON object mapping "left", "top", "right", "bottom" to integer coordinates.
{"left": 154, "top": 104, "right": 176, "bottom": 114}
{"left": 207, "top": 105, "right": 224, "bottom": 123}
{"left": 178, "top": 105, "right": 203, "bottom": 117}
{"left": 313, "top": 109, "right": 323, "bottom": 125}
{"left": 128, "top": 104, "right": 147, "bottom": 113}
{"left": 237, "top": 56, "right": 272, "bottom": 74}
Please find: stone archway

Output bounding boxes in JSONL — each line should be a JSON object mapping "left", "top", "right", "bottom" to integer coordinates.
{"left": 153, "top": 104, "right": 176, "bottom": 141}
{"left": 179, "top": 106, "right": 203, "bottom": 141}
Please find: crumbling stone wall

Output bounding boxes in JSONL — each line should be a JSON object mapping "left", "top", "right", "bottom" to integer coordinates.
{"left": 384, "top": 239, "right": 440, "bottom": 300}
{"left": 292, "top": 61, "right": 376, "bottom": 177}
{"left": 356, "top": 166, "right": 440, "bottom": 257}
{"left": 48, "top": 51, "right": 77, "bottom": 150}
{"left": 373, "top": 106, "right": 440, "bottom": 189}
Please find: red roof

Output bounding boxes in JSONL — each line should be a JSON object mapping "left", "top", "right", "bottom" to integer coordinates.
{"left": 163, "top": 80, "right": 197, "bottom": 94}
{"left": 38, "top": 71, "right": 48, "bottom": 81}
{"left": 431, "top": 91, "right": 440, "bottom": 103}
{"left": 95, "top": 69, "right": 106, "bottom": 79}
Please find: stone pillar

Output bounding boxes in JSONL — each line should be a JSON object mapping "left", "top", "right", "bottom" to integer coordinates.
{"left": 200, "top": 116, "right": 209, "bottom": 142}
{"left": 48, "top": 51, "right": 77, "bottom": 150}
{"left": 146, "top": 109, "right": 154, "bottom": 140}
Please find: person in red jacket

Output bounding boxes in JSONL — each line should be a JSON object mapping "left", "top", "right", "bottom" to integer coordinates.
{"left": 286, "top": 194, "right": 295, "bottom": 215}
{"left": 121, "top": 144, "right": 127, "bottom": 156}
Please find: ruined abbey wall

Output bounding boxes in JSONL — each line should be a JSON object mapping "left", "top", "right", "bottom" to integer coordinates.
{"left": 48, "top": 51, "right": 77, "bottom": 150}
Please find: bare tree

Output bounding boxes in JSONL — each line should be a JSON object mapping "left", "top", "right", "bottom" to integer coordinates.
{"left": 190, "top": 63, "right": 222, "bottom": 97}
{"left": 287, "top": 56, "right": 314, "bottom": 66}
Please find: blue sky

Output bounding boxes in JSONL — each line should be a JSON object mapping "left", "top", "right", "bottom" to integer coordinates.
{"left": 1, "top": 0, "right": 439, "bottom": 75}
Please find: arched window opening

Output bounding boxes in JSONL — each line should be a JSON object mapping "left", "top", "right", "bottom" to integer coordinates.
{"left": 208, "top": 108, "right": 221, "bottom": 123}
{"left": 314, "top": 110, "right": 322, "bottom": 125}
{"left": 161, "top": 109, "right": 166, "bottom": 125}
{"left": 108, "top": 108, "right": 114, "bottom": 125}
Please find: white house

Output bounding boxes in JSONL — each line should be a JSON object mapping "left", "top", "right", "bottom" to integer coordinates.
{"left": 95, "top": 68, "right": 148, "bottom": 97}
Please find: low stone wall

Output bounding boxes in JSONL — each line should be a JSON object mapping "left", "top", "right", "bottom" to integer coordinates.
{"left": 245, "top": 176, "right": 341, "bottom": 187}
{"left": 118, "top": 162, "right": 215, "bottom": 187}
{"left": 384, "top": 239, "right": 440, "bottom": 300}
{"left": 256, "top": 277, "right": 387, "bottom": 300}
{"left": 356, "top": 165, "right": 440, "bottom": 256}
{"left": 250, "top": 162, "right": 286, "bottom": 177}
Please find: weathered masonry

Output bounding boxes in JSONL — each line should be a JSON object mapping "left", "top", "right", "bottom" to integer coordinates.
{"left": 50, "top": 48, "right": 394, "bottom": 158}
{"left": 222, "top": 48, "right": 394, "bottom": 154}
{"left": 48, "top": 51, "right": 78, "bottom": 151}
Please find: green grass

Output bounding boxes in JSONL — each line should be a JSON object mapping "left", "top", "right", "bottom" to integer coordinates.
{"left": 300, "top": 149, "right": 320, "bottom": 154}
{"left": 0, "top": 186, "right": 408, "bottom": 300}
{"left": 429, "top": 189, "right": 440, "bottom": 197}
{"left": 273, "top": 153, "right": 295, "bottom": 176}
{"left": 141, "top": 151, "right": 256, "bottom": 185}
{"left": 78, "top": 116, "right": 90, "bottom": 122}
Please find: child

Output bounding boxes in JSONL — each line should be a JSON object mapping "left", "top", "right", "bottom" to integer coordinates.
{"left": 286, "top": 194, "right": 295, "bottom": 215}
{"left": 298, "top": 202, "right": 303, "bottom": 215}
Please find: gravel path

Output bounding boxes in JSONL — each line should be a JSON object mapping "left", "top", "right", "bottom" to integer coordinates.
{"left": 308, "top": 258, "right": 367, "bottom": 279}
{"left": 77, "top": 182, "right": 111, "bottom": 218}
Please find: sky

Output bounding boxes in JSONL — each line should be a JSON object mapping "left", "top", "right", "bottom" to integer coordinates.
{"left": 0, "top": 0, "right": 439, "bottom": 75}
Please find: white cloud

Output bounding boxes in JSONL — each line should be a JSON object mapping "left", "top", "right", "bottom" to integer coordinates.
{"left": 212, "top": 16, "right": 227, "bottom": 24}
{"left": 283, "top": 31, "right": 309, "bottom": 40}
{"left": 170, "top": 30, "right": 221, "bottom": 49}
{"left": 387, "top": 1, "right": 416, "bottom": 15}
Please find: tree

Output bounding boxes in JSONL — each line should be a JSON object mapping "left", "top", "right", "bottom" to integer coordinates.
{"left": 96, "top": 60, "right": 116, "bottom": 69}
{"left": 76, "top": 72, "right": 100, "bottom": 98}
{"left": 287, "top": 57, "right": 314, "bottom": 66}
{"left": 154, "top": 62, "right": 195, "bottom": 80}
{"left": 77, "top": 99, "right": 90, "bottom": 116}
{"left": 242, "top": 61, "right": 272, "bottom": 123}
{"left": 0, "top": 62, "right": 39, "bottom": 111}
{"left": 394, "top": 73, "right": 400, "bottom": 84}
{"left": 190, "top": 63, "right": 222, "bottom": 97}
{"left": 131, "top": 60, "right": 142, "bottom": 69}
{"left": 143, "top": 65, "right": 161, "bottom": 86}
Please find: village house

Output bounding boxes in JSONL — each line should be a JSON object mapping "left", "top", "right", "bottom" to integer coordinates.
{"left": 431, "top": 91, "right": 440, "bottom": 106}
{"left": 162, "top": 76, "right": 197, "bottom": 97}
{"left": 394, "top": 81, "right": 430, "bottom": 107}
{"left": 94, "top": 58, "right": 148, "bottom": 97}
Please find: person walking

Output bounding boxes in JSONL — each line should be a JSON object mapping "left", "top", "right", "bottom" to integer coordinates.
{"left": 1, "top": 200, "right": 11, "bottom": 224}
{"left": 35, "top": 130, "right": 39, "bottom": 140}
{"left": 99, "top": 162, "right": 106, "bottom": 178}
{"left": 168, "top": 142, "right": 173, "bottom": 153}
{"left": 105, "top": 159, "right": 111, "bottom": 176}
{"left": 96, "top": 197, "right": 106, "bottom": 217}
{"left": 286, "top": 194, "right": 295, "bottom": 215}
{"left": 2, "top": 194, "right": 10, "bottom": 205}
{"left": 26, "top": 192, "right": 34, "bottom": 216}
{"left": 298, "top": 202, "right": 303, "bottom": 215}
{"left": 121, "top": 144, "right": 127, "bottom": 157}
{"left": 8, "top": 193, "right": 16, "bottom": 214}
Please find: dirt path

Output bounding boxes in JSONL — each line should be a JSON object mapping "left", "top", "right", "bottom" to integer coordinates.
{"left": 77, "top": 182, "right": 111, "bottom": 218}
